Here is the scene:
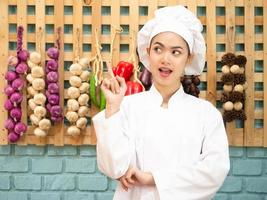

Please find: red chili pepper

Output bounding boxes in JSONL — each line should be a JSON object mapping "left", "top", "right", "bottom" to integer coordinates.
{"left": 113, "top": 61, "right": 134, "bottom": 81}
{"left": 125, "top": 81, "right": 143, "bottom": 96}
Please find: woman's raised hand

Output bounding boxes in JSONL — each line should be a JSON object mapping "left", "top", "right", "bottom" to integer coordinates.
{"left": 101, "top": 75, "right": 127, "bottom": 118}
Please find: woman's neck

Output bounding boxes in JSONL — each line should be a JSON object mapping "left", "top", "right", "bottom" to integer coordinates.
{"left": 154, "top": 82, "right": 181, "bottom": 106}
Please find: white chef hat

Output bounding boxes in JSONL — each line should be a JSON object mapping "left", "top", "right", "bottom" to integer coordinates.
{"left": 137, "top": 5, "right": 206, "bottom": 75}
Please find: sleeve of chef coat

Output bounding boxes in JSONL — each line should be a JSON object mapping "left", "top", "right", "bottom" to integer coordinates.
{"left": 92, "top": 99, "right": 134, "bottom": 180}
{"left": 151, "top": 103, "right": 230, "bottom": 200}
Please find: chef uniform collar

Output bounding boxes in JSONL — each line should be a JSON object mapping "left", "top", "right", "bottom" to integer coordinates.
{"left": 148, "top": 84, "right": 185, "bottom": 109}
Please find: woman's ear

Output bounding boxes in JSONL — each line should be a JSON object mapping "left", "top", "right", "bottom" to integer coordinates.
{"left": 146, "top": 47, "right": 150, "bottom": 55}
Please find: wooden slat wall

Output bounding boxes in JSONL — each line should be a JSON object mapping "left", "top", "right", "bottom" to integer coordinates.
{"left": 0, "top": 0, "right": 266, "bottom": 146}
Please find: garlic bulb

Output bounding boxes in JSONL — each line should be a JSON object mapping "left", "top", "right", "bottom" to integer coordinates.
{"left": 78, "top": 94, "right": 89, "bottom": 106}
{"left": 33, "top": 93, "right": 46, "bottom": 105}
{"left": 79, "top": 82, "right": 90, "bottom": 94}
{"left": 29, "top": 52, "right": 42, "bottom": 64}
{"left": 79, "top": 57, "right": 90, "bottom": 69}
{"left": 67, "top": 99, "right": 80, "bottom": 112}
{"left": 34, "top": 106, "right": 47, "bottom": 118}
{"left": 80, "top": 71, "right": 90, "bottom": 82}
{"left": 221, "top": 65, "right": 230, "bottom": 74}
{"left": 234, "top": 102, "right": 243, "bottom": 111}
{"left": 32, "top": 78, "right": 45, "bottom": 91}
{"left": 69, "top": 76, "right": 82, "bottom": 87}
{"left": 30, "top": 114, "right": 40, "bottom": 126}
{"left": 234, "top": 84, "right": 244, "bottom": 93}
{"left": 67, "top": 126, "right": 81, "bottom": 136}
{"left": 230, "top": 65, "right": 240, "bottom": 74}
{"left": 66, "top": 111, "right": 79, "bottom": 123}
{"left": 78, "top": 106, "right": 89, "bottom": 117}
{"left": 31, "top": 66, "right": 44, "bottom": 78}
{"left": 38, "top": 118, "right": 51, "bottom": 131}
{"left": 27, "top": 60, "right": 36, "bottom": 69}
{"left": 34, "top": 127, "right": 47, "bottom": 137}
{"left": 69, "top": 63, "right": 83, "bottom": 76}
{"left": 223, "top": 84, "right": 233, "bottom": 92}
{"left": 67, "top": 87, "right": 80, "bottom": 99}
{"left": 76, "top": 117, "right": 87, "bottom": 129}
{"left": 27, "top": 86, "right": 38, "bottom": 97}
{"left": 26, "top": 74, "right": 34, "bottom": 83}
{"left": 223, "top": 101, "right": 234, "bottom": 111}
{"left": 28, "top": 99, "right": 37, "bottom": 110}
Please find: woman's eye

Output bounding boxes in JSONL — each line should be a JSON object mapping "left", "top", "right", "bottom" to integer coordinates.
{"left": 172, "top": 50, "right": 181, "bottom": 55}
{"left": 153, "top": 47, "right": 162, "bottom": 53}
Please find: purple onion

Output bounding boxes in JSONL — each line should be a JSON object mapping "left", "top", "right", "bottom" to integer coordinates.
{"left": 4, "top": 118, "right": 15, "bottom": 131}
{"left": 47, "top": 47, "right": 59, "bottom": 59}
{"left": 10, "top": 92, "right": 23, "bottom": 104}
{"left": 48, "top": 83, "right": 59, "bottom": 94}
{"left": 14, "top": 122, "right": 27, "bottom": 135}
{"left": 51, "top": 116, "right": 63, "bottom": 123}
{"left": 8, "top": 131, "right": 20, "bottom": 143}
{"left": 4, "top": 85, "right": 15, "bottom": 96}
{"left": 10, "top": 108, "right": 22, "bottom": 121}
{"left": 46, "top": 59, "right": 58, "bottom": 71}
{"left": 46, "top": 71, "right": 58, "bottom": 83}
{"left": 48, "top": 94, "right": 59, "bottom": 105}
{"left": 11, "top": 78, "right": 24, "bottom": 91}
{"left": 7, "top": 56, "right": 19, "bottom": 67}
{"left": 5, "top": 71, "right": 17, "bottom": 82}
{"left": 4, "top": 99, "right": 14, "bottom": 111}
{"left": 16, "top": 62, "right": 28, "bottom": 74}
{"left": 50, "top": 105, "right": 63, "bottom": 118}
{"left": 18, "top": 49, "right": 29, "bottom": 61}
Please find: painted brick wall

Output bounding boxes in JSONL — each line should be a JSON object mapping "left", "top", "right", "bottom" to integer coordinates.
{"left": 0, "top": 145, "right": 267, "bottom": 200}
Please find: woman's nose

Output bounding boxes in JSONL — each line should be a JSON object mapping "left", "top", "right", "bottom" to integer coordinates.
{"left": 161, "top": 52, "right": 170, "bottom": 65}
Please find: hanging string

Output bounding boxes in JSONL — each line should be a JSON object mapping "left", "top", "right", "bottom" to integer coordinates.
{"left": 36, "top": 27, "right": 43, "bottom": 54}
{"left": 109, "top": 25, "right": 123, "bottom": 68}
{"left": 55, "top": 27, "right": 61, "bottom": 50}
{"left": 74, "top": 28, "right": 81, "bottom": 63}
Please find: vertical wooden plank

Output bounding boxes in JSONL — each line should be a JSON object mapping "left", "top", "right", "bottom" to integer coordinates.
{"left": 0, "top": 0, "right": 9, "bottom": 145}
{"left": 187, "top": 0, "right": 197, "bottom": 14}
{"left": 244, "top": 0, "right": 255, "bottom": 146}
{"left": 205, "top": 0, "right": 216, "bottom": 105}
{"left": 54, "top": 0, "right": 64, "bottom": 146}
{"left": 73, "top": 0, "right": 83, "bottom": 61}
{"left": 148, "top": 0, "right": 158, "bottom": 19}
{"left": 263, "top": 0, "right": 267, "bottom": 147}
{"left": 225, "top": 0, "right": 243, "bottom": 146}
{"left": 168, "top": 0, "right": 177, "bottom": 6}
{"left": 111, "top": 0, "right": 120, "bottom": 66}
{"left": 90, "top": 0, "right": 101, "bottom": 144}
{"left": 129, "top": 0, "right": 139, "bottom": 68}
{"left": 17, "top": 0, "right": 28, "bottom": 145}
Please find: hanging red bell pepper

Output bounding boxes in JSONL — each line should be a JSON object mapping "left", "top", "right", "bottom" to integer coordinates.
{"left": 113, "top": 61, "right": 134, "bottom": 81}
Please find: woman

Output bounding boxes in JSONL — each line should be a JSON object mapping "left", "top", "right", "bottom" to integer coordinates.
{"left": 93, "top": 5, "right": 230, "bottom": 200}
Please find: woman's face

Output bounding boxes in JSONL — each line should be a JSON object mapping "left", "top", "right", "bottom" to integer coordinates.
{"left": 147, "top": 32, "right": 191, "bottom": 90}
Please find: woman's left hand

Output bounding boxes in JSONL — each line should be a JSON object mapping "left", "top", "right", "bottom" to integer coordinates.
{"left": 118, "top": 166, "right": 155, "bottom": 191}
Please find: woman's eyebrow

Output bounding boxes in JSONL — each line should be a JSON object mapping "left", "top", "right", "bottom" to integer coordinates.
{"left": 152, "top": 42, "right": 183, "bottom": 50}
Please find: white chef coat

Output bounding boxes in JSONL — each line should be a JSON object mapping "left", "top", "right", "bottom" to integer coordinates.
{"left": 93, "top": 84, "right": 230, "bottom": 200}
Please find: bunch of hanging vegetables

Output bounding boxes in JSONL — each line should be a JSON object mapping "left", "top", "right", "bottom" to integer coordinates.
{"left": 65, "top": 28, "right": 91, "bottom": 136}
{"left": 89, "top": 29, "right": 106, "bottom": 110}
{"left": 4, "top": 26, "right": 28, "bottom": 142}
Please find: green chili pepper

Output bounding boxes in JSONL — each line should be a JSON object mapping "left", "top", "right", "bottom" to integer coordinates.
{"left": 89, "top": 73, "right": 98, "bottom": 106}
{"left": 99, "top": 90, "right": 106, "bottom": 110}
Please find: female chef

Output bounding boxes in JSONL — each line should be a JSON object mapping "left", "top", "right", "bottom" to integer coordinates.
{"left": 93, "top": 5, "right": 230, "bottom": 200}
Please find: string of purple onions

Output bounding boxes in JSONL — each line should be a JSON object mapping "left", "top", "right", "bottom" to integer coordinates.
{"left": 45, "top": 27, "right": 63, "bottom": 122}
{"left": 4, "top": 26, "right": 28, "bottom": 142}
